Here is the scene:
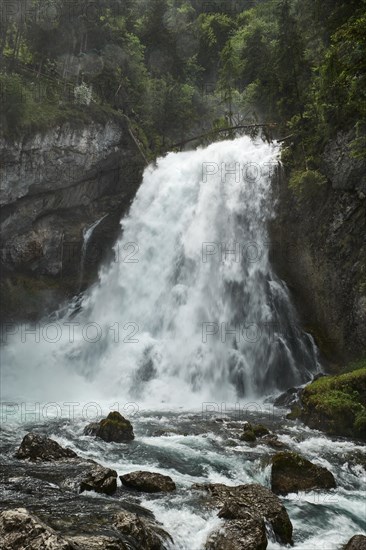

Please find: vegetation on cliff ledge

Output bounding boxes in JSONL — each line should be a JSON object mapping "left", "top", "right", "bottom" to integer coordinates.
{"left": 291, "top": 360, "right": 366, "bottom": 440}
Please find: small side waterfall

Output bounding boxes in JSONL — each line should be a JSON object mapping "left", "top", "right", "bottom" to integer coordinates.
{"left": 2, "top": 137, "right": 319, "bottom": 405}
{"left": 78, "top": 215, "right": 108, "bottom": 290}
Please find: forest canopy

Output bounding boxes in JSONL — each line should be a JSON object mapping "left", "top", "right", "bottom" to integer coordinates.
{"left": 1, "top": 0, "right": 365, "bottom": 165}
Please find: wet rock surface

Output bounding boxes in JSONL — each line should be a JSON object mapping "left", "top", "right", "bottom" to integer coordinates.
{"left": 15, "top": 433, "right": 78, "bottom": 462}
{"left": 79, "top": 464, "right": 118, "bottom": 496}
{"left": 113, "top": 510, "right": 173, "bottom": 549}
{"left": 0, "top": 508, "right": 74, "bottom": 550}
{"left": 192, "top": 483, "right": 293, "bottom": 545}
{"left": 84, "top": 411, "right": 134, "bottom": 443}
{"left": 120, "top": 471, "right": 176, "bottom": 493}
{"left": 271, "top": 451, "right": 336, "bottom": 494}
{"left": 205, "top": 508, "right": 267, "bottom": 550}
{"left": 344, "top": 535, "right": 366, "bottom": 550}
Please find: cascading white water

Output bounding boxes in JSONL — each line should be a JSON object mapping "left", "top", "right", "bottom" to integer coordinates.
{"left": 78, "top": 214, "right": 108, "bottom": 289}
{"left": 2, "top": 137, "right": 319, "bottom": 405}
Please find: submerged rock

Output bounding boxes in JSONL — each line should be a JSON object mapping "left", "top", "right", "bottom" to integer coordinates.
{"left": 252, "top": 424, "right": 270, "bottom": 437}
{"left": 0, "top": 508, "right": 74, "bottom": 549}
{"left": 271, "top": 451, "right": 336, "bottom": 495}
{"left": 193, "top": 482, "right": 293, "bottom": 545}
{"left": 260, "top": 434, "right": 288, "bottom": 450}
{"left": 80, "top": 464, "right": 118, "bottom": 496}
{"left": 84, "top": 411, "right": 134, "bottom": 443}
{"left": 15, "top": 433, "right": 77, "bottom": 462}
{"left": 113, "top": 510, "right": 173, "bottom": 549}
{"left": 344, "top": 535, "right": 366, "bottom": 549}
{"left": 120, "top": 471, "right": 176, "bottom": 493}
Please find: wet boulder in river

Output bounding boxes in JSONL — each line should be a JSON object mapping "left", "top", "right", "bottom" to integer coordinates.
{"left": 113, "top": 510, "right": 173, "bottom": 549}
{"left": 344, "top": 535, "right": 366, "bottom": 549}
{"left": 120, "top": 471, "right": 176, "bottom": 493}
{"left": 84, "top": 411, "right": 134, "bottom": 443}
{"left": 15, "top": 433, "right": 78, "bottom": 462}
{"left": 80, "top": 464, "right": 118, "bottom": 496}
{"left": 206, "top": 503, "right": 267, "bottom": 550}
{"left": 271, "top": 451, "right": 336, "bottom": 495}
{"left": 0, "top": 508, "right": 74, "bottom": 549}
{"left": 193, "top": 482, "right": 293, "bottom": 545}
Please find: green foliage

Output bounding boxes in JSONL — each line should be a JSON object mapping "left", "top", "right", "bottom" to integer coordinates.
{"left": 0, "top": 0, "right": 365, "bottom": 158}
{"left": 288, "top": 169, "right": 327, "bottom": 194}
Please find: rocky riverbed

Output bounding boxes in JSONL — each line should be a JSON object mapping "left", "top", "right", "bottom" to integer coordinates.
{"left": 1, "top": 404, "right": 365, "bottom": 549}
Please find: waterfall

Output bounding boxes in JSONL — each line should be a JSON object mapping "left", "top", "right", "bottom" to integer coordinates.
{"left": 78, "top": 215, "right": 108, "bottom": 290}
{"left": 1, "top": 137, "right": 319, "bottom": 405}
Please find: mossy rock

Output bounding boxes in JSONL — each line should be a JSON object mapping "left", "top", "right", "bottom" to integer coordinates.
{"left": 84, "top": 411, "right": 134, "bottom": 443}
{"left": 252, "top": 424, "right": 270, "bottom": 437}
{"left": 271, "top": 451, "right": 336, "bottom": 495}
{"left": 295, "top": 366, "right": 366, "bottom": 440}
{"left": 240, "top": 430, "right": 256, "bottom": 442}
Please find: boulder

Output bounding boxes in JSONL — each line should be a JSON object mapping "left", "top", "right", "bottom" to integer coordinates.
{"left": 80, "top": 464, "right": 118, "bottom": 496}
{"left": 344, "top": 535, "right": 366, "bottom": 550}
{"left": 206, "top": 508, "right": 267, "bottom": 550}
{"left": 84, "top": 411, "right": 134, "bottom": 443}
{"left": 205, "top": 512, "right": 267, "bottom": 550}
{"left": 113, "top": 510, "right": 173, "bottom": 549}
{"left": 252, "top": 424, "right": 270, "bottom": 437}
{"left": 193, "top": 483, "right": 293, "bottom": 545}
{"left": 15, "top": 433, "right": 77, "bottom": 462}
{"left": 240, "top": 430, "right": 256, "bottom": 442}
{"left": 120, "top": 471, "right": 176, "bottom": 493}
{"left": 239, "top": 422, "right": 270, "bottom": 442}
{"left": 271, "top": 451, "right": 336, "bottom": 495}
{"left": 0, "top": 508, "right": 74, "bottom": 549}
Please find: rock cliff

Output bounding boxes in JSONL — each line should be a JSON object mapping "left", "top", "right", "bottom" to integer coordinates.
{"left": 0, "top": 117, "right": 144, "bottom": 320}
{"left": 270, "top": 131, "right": 366, "bottom": 365}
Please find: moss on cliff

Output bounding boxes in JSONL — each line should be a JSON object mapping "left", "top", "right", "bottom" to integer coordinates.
{"left": 294, "top": 362, "right": 366, "bottom": 440}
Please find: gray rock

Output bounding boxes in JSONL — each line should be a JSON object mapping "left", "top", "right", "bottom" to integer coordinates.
{"left": 80, "top": 464, "right": 118, "bottom": 496}
{"left": 113, "top": 510, "right": 173, "bottom": 549}
{"left": 0, "top": 119, "right": 144, "bottom": 320}
{"left": 120, "top": 471, "right": 176, "bottom": 493}
{"left": 206, "top": 508, "right": 267, "bottom": 550}
{"left": 0, "top": 508, "right": 74, "bottom": 549}
{"left": 322, "top": 130, "right": 366, "bottom": 194}
{"left": 15, "top": 433, "right": 78, "bottom": 462}
{"left": 192, "top": 482, "right": 293, "bottom": 544}
{"left": 344, "top": 535, "right": 366, "bottom": 549}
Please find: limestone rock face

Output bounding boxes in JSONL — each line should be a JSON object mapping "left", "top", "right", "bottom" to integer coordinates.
{"left": 120, "top": 471, "right": 176, "bottom": 493}
{"left": 0, "top": 119, "right": 144, "bottom": 320}
{"left": 271, "top": 451, "right": 336, "bottom": 495}
{"left": 0, "top": 508, "right": 74, "bottom": 549}
{"left": 84, "top": 411, "right": 134, "bottom": 443}
{"left": 15, "top": 433, "right": 77, "bottom": 462}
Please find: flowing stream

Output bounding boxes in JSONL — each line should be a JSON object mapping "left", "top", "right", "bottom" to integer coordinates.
{"left": 1, "top": 137, "right": 365, "bottom": 549}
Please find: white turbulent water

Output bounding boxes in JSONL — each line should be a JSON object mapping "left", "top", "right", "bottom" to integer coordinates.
{"left": 0, "top": 137, "right": 365, "bottom": 549}
{"left": 2, "top": 136, "right": 319, "bottom": 405}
